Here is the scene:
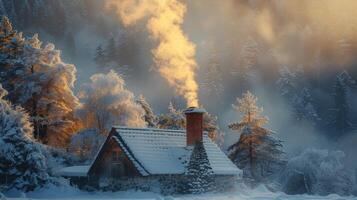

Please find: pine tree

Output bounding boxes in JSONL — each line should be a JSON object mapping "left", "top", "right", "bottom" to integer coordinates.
{"left": 0, "top": 84, "right": 49, "bottom": 191}
{"left": 157, "top": 104, "right": 223, "bottom": 145}
{"left": 117, "top": 29, "right": 138, "bottom": 66}
{"left": 293, "top": 88, "right": 321, "bottom": 124}
{"left": 329, "top": 71, "right": 355, "bottom": 137}
{"left": 0, "top": 16, "right": 25, "bottom": 92}
{"left": 203, "top": 111, "right": 223, "bottom": 147}
{"left": 201, "top": 50, "right": 224, "bottom": 97}
{"left": 239, "top": 37, "right": 259, "bottom": 71}
{"left": 277, "top": 66, "right": 320, "bottom": 125}
{"left": 0, "top": 16, "right": 23, "bottom": 62}
{"left": 228, "top": 91, "right": 285, "bottom": 183}
{"left": 136, "top": 95, "right": 157, "bottom": 127}
{"left": 277, "top": 66, "right": 304, "bottom": 99}
{"left": 94, "top": 44, "right": 106, "bottom": 66}
{"left": 231, "top": 37, "right": 259, "bottom": 78}
{"left": 105, "top": 36, "right": 118, "bottom": 63}
{"left": 186, "top": 141, "right": 215, "bottom": 194}
{"left": 157, "top": 102, "right": 186, "bottom": 130}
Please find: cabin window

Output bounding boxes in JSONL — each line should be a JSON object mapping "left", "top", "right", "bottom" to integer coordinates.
{"left": 112, "top": 151, "right": 124, "bottom": 163}
{"left": 112, "top": 151, "right": 118, "bottom": 162}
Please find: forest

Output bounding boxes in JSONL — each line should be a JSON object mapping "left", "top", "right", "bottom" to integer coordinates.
{"left": 0, "top": 0, "right": 357, "bottom": 199}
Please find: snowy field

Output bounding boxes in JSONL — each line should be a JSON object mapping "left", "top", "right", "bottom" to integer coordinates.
{"left": 4, "top": 185, "right": 357, "bottom": 200}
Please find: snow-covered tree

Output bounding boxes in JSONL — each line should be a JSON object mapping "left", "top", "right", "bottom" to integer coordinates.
{"left": 280, "top": 149, "right": 355, "bottom": 196}
{"left": 24, "top": 42, "right": 80, "bottom": 147}
{"left": 239, "top": 37, "right": 259, "bottom": 71}
{"left": 276, "top": 66, "right": 303, "bottom": 98}
{"left": 0, "top": 84, "right": 49, "bottom": 191}
{"left": 186, "top": 141, "right": 215, "bottom": 194}
{"left": 0, "top": 16, "right": 24, "bottom": 62}
{"left": 201, "top": 50, "right": 224, "bottom": 97}
{"left": 69, "top": 129, "right": 105, "bottom": 163}
{"left": 0, "top": 16, "right": 25, "bottom": 91}
{"left": 157, "top": 104, "right": 222, "bottom": 145}
{"left": 136, "top": 95, "right": 157, "bottom": 127}
{"left": 203, "top": 111, "right": 223, "bottom": 147}
{"left": 231, "top": 37, "right": 260, "bottom": 78}
{"left": 157, "top": 102, "right": 186, "bottom": 130}
{"left": 77, "top": 70, "right": 146, "bottom": 134}
{"left": 94, "top": 32, "right": 137, "bottom": 71}
{"left": 293, "top": 88, "right": 321, "bottom": 123}
{"left": 329, "top": 70, "right": 356, "bottom": 137}
{"left": 228, "top": 91, "right": 285, "bottom": 183}
{"left": 277, "top": 66, "right": 320, "bottom": 125}
{"left": 0, "top": 16, "right": 80, "bottom": 147}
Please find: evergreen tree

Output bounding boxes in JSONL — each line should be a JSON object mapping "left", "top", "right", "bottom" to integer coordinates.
{"left": 239, "top": 37, "right": 259, "bottom": 71}
{"left": 136, "top": 95, "right": 157, "bottom": 128}
{"left": 0, "top": 16, "right": 23, "bottom": 62}
{"left": 201, "top": 49, "right": 224, "bottom": 97}
{"left": 105, "top": 36, "right": 118, "bottom": 63}
{"left": 0, "top": 84, "right": 49, "bottom": 191}
{"left": 157, "top": 102, "right": 186, "bottom": 130}
{"left": 228, "top": 91, "right": 285, "bottom": 183}
{"left": 293, "top": 88, "right": 321, "bottom": 124}
{"left": 203, "top": 111, "right": 223, "bottom": 147}
{"left": 157, "top": 104, "right": 222, "bottom": 145}
{"left": 117, "top": 29, "right": 138, "bottom": 66}
{"left": 329, "top": 71, "right": 355, "bottom": 137}
{"left": 231, "top": 37, "right": 259, "bottom": 78}
{"left": 186, "top": 141, "right": 215, "bottom": 194}
{"left": 277, "top": 66, "right": 320, "bottom": 125}
{"left": 0, "top": 17, "right": 80, "bottom": 147}
{"left": 94, "top": 44, "right": 106, "bottom": 66}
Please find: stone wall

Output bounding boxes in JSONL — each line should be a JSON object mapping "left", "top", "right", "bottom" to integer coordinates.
{"left": 68, "top": 174, "right": 239, "bottom": 194}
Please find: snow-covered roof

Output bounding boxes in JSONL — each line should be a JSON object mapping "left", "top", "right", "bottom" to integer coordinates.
{"left": 184, "top": 107, "right": 206, "bottom": 114}
{"left": 57, "top": 165, "right": 90, "bottom": 177}
{"left": 107, "top": 126, "right": 241, "bottom": 176}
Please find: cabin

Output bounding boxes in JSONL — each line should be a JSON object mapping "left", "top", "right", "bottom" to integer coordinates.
{"left": 59, "top": 107, "right": 242, "bottom": 193}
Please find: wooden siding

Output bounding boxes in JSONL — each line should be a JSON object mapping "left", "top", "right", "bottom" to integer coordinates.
{"left": 88, "top": 129, "right": 140, "bottom": 179}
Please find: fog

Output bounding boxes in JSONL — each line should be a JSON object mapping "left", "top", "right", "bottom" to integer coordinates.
{"left": 76, "top": 1, "right": 357, "bottom": 162}
{"left": 5, "top": 0, "right": 357, "bottom": 167}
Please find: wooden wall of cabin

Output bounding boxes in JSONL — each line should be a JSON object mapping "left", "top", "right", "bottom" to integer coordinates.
{"left": 89, "top": 137, "right": 140, "bottom": 180}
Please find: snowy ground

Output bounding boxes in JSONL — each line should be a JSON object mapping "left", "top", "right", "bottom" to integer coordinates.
{"left": 4, "top": 185, "right": 357, "bottom": 200}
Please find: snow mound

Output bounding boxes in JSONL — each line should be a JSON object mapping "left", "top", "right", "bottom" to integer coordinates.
{"left": 280, "top": 148, "right": 356, "bottom": 196}
{"left": 57, "top": 166, "right": 90, "bottom": 177}
{"left": 3, "top": 183, "right": 357, "bottom": 200}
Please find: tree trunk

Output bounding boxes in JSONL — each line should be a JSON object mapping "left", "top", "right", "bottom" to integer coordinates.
{"left": 249, "top": 139, "right": 254, "bottom": 178}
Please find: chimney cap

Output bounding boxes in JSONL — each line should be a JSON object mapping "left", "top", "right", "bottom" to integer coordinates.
{"left": 184, "top": 107, "right": 206, "bottom": 114}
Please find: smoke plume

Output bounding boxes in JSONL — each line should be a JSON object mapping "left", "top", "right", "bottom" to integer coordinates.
{"left": 106, "top": 0, "right": 199, "bottom": 107}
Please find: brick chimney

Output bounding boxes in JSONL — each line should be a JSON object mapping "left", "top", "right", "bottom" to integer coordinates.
{"left": 184, "top": 107, "right": 205, "bottom": 146}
